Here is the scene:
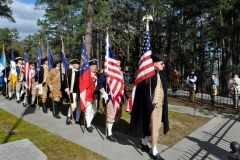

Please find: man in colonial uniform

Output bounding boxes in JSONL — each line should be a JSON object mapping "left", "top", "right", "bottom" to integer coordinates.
{"left": 130, "top": 54, "right": 169, "bottom": 160}
{"left": 97, "top": 55, "right": 123, "bottom": 142}
{"left": 15, "top": 57, "right": 26, "bottom": 103}
{"left": 23, "top": 62, "right": 38, "bottom": 107}
{"left": 64, "top": 59, "right": 81, "bottom": 125}
{"left": 84, "top": 59, "right": 99, "bottom": 133}
{"left": 47, "top": 60, "right": 62, "bottom": 119}
{"left": 39, "top": 58, "right": 48, "bottom": 113}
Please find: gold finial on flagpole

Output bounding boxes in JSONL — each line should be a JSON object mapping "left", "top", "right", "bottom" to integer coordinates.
{"left": 106, "top": 28, "right": 108, "bottom": 33}
{"left": 142, "top": 14, "right": 153, "bottom": 31}
{"left": 2, "top": 44, "right": 4, "bottom": 52}
{"left": 82, "top": 36, "right": 85, "bottom": 42}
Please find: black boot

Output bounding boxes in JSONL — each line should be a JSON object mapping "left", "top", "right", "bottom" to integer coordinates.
{"left": 53, "top": 101, "right": 61, "bottom": 119}
{"left": 66, "top": 117, "right": 72, "bottom": 125}
{"left": 42, "top": 103, "right": 48, "bottom": 113}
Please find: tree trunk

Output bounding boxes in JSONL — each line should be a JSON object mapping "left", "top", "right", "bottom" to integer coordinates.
{"left": 85, "top": 0, "right": 94, "bottom": 57}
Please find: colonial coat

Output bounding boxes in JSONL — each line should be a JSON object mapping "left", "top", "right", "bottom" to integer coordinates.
{"left": 63, "top": 68, "right": 79, "bottom": 103}
{"left": 130, "top": 70, "right": 169, "bottom": 136}
{"left": 46, "top": 67, "right": 62, "bottom": 98}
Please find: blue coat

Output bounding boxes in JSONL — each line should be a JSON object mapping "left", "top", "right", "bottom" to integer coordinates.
{"left": 97, "top": 72, "right": 111, "bottom": 100}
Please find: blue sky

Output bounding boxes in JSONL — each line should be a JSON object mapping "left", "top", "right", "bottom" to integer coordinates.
{"left": 0, "top": 0, "right": 45, "bottom": 40}
{"left": 19, "top": 0, "right": 35, "bottom": 4}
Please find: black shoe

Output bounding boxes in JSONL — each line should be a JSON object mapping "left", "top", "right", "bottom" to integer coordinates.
{"left": 90, "top": 126, "right": 94, "bottom": 130}
{"left": 66, "top": 117, "right": 72, "bottom": 125}
{"left": 16, "top": 100, "right": 21, "bottom": 103}
{"left": 151, "top": 153, "right": 165, "bottom": 160}
{"left": 54, "top": 114, "right": 61, "bottom": 119}
{"left": 139, "top": 141, "right": 150, "bottom": 152}
{"left": 31, "top": 104, "right": 36, "bottom": 108}
{"left": 106, "top": 135, "right": 117, "bottom": 142}
{"left": 23, "top": 103, "right": 27, "bottom": 107}
{"left": 8, "top": 97, "right": 12, "bottom": 100}
{"left": 5, "top": 96, "right": 9, "bottom": 99}
{"left": 42, "top": 105, "right": 48, "bottom": 113}
{"left": 86, "top": 127, "right": 93, "bottom": 133}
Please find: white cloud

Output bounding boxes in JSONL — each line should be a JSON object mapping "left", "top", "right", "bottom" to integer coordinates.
{"left": 0, "top": 0, "right": 45, "bottom": 40}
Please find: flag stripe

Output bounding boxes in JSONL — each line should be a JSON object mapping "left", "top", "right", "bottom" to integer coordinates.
{"left": 126, "top": 31, "right": 155, "bottom": 113}
{"left": 105, "top": 33, "right": 126, "bottom": 115}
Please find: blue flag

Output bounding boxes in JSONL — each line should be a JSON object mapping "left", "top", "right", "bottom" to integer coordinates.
{"left": 48, "top": 49, "right": 54, "bottom": 71}
{"left": 37, "top": 44, "right": 42, "bottom": 69}
{"left": 0, "top": 47, "right": 7, "bottom": 77}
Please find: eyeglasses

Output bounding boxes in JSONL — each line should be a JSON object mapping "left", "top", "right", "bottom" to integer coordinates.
{"left": 160, "top": 62, "right": 165, "bottom": 66}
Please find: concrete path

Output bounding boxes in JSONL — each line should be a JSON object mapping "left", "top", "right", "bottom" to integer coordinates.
{"left": 0, "top": 96, "right": 239, "bottom": 160}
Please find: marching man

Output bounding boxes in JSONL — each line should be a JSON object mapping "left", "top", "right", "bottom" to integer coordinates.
{"left": 46, "top": 60, "right": 62, "bottom": 119}
{"left": 84, "top": 59, "right": 99, "bottom": 133}
{"left": 15, "top": 57, "right": 26, "bottom": 104}
{"left": 65, "top": 59, "right": 81, "bottom": 125}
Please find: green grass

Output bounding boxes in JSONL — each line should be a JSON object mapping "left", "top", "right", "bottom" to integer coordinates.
{"left": 0, "top": 108, "right": 107, "bottom": 160}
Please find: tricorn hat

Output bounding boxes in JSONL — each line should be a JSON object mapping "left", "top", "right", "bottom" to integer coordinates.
{"left": 89, "top": 59, "right": 98, "bottom": 66}
{"left": 41, "top": 57, "right": 47, "bottom": 62}
{"left": 69, "top": 59, "right": 80, "bottom": 65}
{"left": 29, "top": 61, "right": 36, "bottom": 65}
{"left": 114, "top": 55, "right": 122, "bottom": 62}
{"left": 211, "top": 72, "right": 216, "bottom": 75}
{"left": 15, "top": 57, "right": 23, "bottom": 62}
{"left": 54, "top": 59, "right": 61, "bottom": 64}
{"left": 151, "top": 54, "right": 168, "bottom": 63}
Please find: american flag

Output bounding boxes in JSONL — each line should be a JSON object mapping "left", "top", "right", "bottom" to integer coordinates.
{"left": 104, "top": 33, "right": 126, "bottom": 116}
{"left": 79, "top": 42, "right": 91, "bottom": 112}
{"left": 126, "top": 31, "right": 155, "bottom": 113}
{"left": 22, "top": 47, "right": 31, "bottom": 90}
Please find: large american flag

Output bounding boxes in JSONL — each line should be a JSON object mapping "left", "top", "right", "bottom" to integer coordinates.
{"left": 23, "top": 47, "right": 31, "bottom": 90}
{"left": 79, "top": 42, "right": 91, "bottom": 112}
{"left": 126, "top": 31, "right": 155, "bottom": 113}
{"left": 104, "top": 33, "right": 126, "bottom": 116}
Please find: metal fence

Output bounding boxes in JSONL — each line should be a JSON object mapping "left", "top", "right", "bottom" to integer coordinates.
{"left": 168, "top": 83, "right": 237, "bottom": 108}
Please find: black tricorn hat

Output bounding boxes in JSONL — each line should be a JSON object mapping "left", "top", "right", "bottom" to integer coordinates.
{"left": 151, "top": 54, "right": 168, "bottom": 63}
{"left": 15, "top": 57, "right": 23, "bottom": 62}
{"left": 211, "top": 72, "right": 216, "bottom": 75}
{"left": 89, "top": 59, "right": 98, "bottom": 66}
{"left": 114, "top": 55, "right": 122, "bottom": 62}
{"left": 54, "top": 59, "right": 61, "bottom": 64}
{"left": 69, "top": 59, "right": 80, "bottom": 65}
{"left": 41, "top": 57, "right": 47, "bottom": 62}
{"left": 29, "top": 61, "right": 36, "bottom": 65}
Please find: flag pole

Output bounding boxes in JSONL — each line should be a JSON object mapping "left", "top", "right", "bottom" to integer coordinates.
{"left": 143, "top": 14, "right": 154, "bottom": 149}
{"left": 47, "top": 40, "right": 55, "bottom": 116}
{"left": 61, "top": 36, "right": 74, "bottom": 122}
{"left": 37, "top": 37, "right": 40, "bottom": 107}
{"left": 82, "top": 36, "right": 87, "bottom": 132}
{"left": 105, "top": 28, "right": 109, "bottom": 137}
{"left": 2, "top": 44, "right": 7, "bottom": 97}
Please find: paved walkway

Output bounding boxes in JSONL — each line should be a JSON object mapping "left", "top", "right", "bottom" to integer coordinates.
{"left": 0, "top": 96, "right": 239, "bottom": 160}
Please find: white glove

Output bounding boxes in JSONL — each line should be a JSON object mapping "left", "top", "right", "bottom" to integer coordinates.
{"left": 36, "top": 85, "right": 39, "bottom": 89}
{"left": 49, "top": 85, "right": 53, "bottom": 92}
{"left": 101, "top": 92, "right": 109, "bottom": 102}
{"left": 4, "top": 77, "right": 7, "bottom": 82}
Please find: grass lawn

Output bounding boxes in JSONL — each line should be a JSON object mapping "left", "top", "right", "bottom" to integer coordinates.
{"left": 0, "top": 108, "right": 107, "bottom": 160}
